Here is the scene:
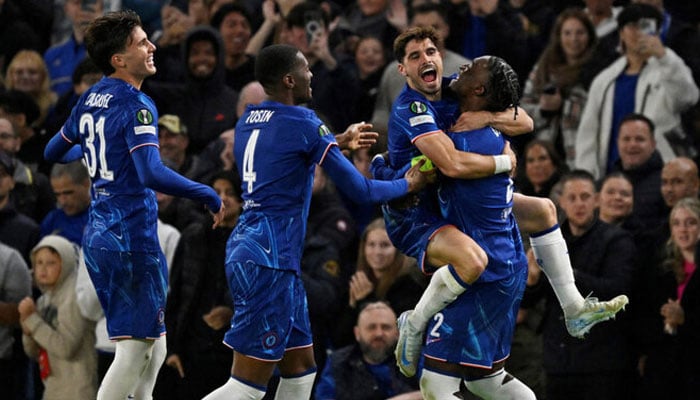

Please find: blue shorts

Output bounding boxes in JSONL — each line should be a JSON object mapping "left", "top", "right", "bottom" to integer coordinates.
{"left": 423, "top": 264, "right": 527, "bottom": 369}
{"left": 83, "top": 247, "right": 167, "bottom": 339}
{"left": 382, "top": 203, "right": 451, "bottom": 274}
{"left": 223, "top": 262, "right": 313, "bottom": 361}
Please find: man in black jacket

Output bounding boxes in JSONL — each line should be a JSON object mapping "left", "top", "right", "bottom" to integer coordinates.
{"left": 314, "top": 302, "right": 420, "bottom": 400}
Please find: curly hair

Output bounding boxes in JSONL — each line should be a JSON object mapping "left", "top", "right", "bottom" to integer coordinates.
{"left": 484, "top": 56, "right": 521, "bottom": 119}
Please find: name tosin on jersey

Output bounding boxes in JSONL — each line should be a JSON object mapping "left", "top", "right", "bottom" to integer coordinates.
{"left": 84, "top": 93, "right": 114, "bottom": 108}
{"left": 245, "top": 110, "right": 275, "bottom": 124}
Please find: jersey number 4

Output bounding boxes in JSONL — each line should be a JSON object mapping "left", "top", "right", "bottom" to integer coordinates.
{"left": 242, "top": 129, "right": 260, "bottom": 193}
{"left": 80, "top": 113, "right": 114, "bottom": 181}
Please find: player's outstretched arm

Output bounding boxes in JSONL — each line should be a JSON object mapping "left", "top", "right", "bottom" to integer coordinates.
{"left": 131, "top": 145, "right": 222, "bottom": 216}
{"left": 415, "top": 132, "right": 513, "bottom": 179}
{"left": 451, "top": 106, "right": 533, "bottom": 136}
{"left": 335, "top": 122, "right": 379, "bottom": 151}
{"left": 321, "top": 146, "right": 426, "bottom": 203}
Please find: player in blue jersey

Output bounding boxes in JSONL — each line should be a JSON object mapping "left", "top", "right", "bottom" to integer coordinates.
{"left": 419, "top": 56, "right": 536, "bottom": 399}
{"left": 375, "top": 27, "right": 629, "bottom": 379}
{"left": 202, "top": 45, "right": 427, "bottom": 400}
{"left": 43, "top": 11, "right": 225, "bottom": 400}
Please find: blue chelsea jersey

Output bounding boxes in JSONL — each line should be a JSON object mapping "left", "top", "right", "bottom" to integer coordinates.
{"left": 59, "top": 77, "right": 161, "bottom": 252}
{"left": 227, "top": 101, "right": 338, "bottom": 273}
{"left": 387, "top": 83, "right": 459, "bottom": 171}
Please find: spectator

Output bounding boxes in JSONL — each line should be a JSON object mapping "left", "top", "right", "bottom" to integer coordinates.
{"left": 445, "top": 0, "right": 530, "bottom": 81}
{"left": 347, "top": 36, "right": 388, "bottom": 125}
{"left": 315, "top": 301, "right": 420, "bottom": 400}
{"left": 598, "top": 172, "right": 636, "bottom": 228}
{"left": 611, "top": 113, "right": 668, "bottom": 228}
{"left": 372, "top": 2, "right": 469, "bottom": 136}
{"left": 516, "top": 139, "right": 566, "bottom": 198}
{"left": 40, "top": 160, "right": 91, "bottom": 245}
{"left": 186, "top": 80, "right": 267, "bottom": 185}
{"left": 0, "top": 149, "right": 40, "bottom": 265}
{"left": 581, "top": 0, "right": 624, "bottom": 77}
{"left": 0, "top": 100, "right": 56, "bottom": 223}
{"left": 526, "top": 170, "right": 636, "bottom": 400}
{"left": 0, "top": 242, "right": 32, "bottom": 400}
{"left": 335, "top": 0, "right": 401, "bottom": 57}
{"left": 0, "top": 87, "right": 53, "bottom": 176}
{"left": 18, "top": 235, "right": 97, "bottom": 400}
{"left": 333, "top": 218, "right": 425, "bottom": 348}
{"left": 575, "top": 3, "right": 700, "bottom": 179}
{"left": 43, "top": 57, "right": 103, "bottom": 139}
{"left": 661, "top": 157, "right": 699, "bottom": 209}
{"left": 280, "top": 1, "right": 358, "bottom": 132}
{"left": 158, "top": 114, "right": 194, "bottom": 176}
{"left": 210, "top": 2, "right": 256, "bottom": 92}
{"left": 146, "top": 25, "right": 239, "bottom": 156}
{"left": 44, "top": 0, "right": 103, "bottom": 97}
{"left": 635, "top": 197, "right": 700, "bottom": 399}
{"left": 155, "top": 171, "right": 241, "bottom": 400}
{"left": 520, "top": 8, "right": 598, "bottom": 168}
{"left": 5, "top": 50, "right": 57, "bottom": 130}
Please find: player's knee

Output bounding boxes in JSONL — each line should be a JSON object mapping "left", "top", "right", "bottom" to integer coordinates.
{"left": 534, "top": 197, "right": 558, "bottom": 228}
{"left": 464, "top": 245, "right": 487, "bottom": 279}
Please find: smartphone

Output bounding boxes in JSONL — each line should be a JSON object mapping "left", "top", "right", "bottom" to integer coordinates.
{"left": 304, "top": 10, "right": 323, "bottom": 44}
{"left": 638, "top": 18, "right": 657, "bottom": 36}
{"left": 82, "top": 0, "right": 98, "bottom": 11}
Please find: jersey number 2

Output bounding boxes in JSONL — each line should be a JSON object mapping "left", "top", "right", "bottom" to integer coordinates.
{"left": 80, "top": 113, "right": 114, "bottom": 181}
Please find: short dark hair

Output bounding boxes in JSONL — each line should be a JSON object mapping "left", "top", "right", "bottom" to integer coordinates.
{"left": 210, "top": 2, "right": 252, "bottom": 31}
{"left": 0, "top": 90, "right": 40, "bottom": 126}
{"left": 617, "top": 3, "right": 663, "bottom": 31}
{"left": 560, "top": 169, "right": 597, "bottom": 190}
{"left": 72, "top": 57, "right": 102, "bottom": 85}
{"left": 255, "top": 44, "right": 301, "bottom": 92}
{"left": 209, "top": 169, "right": 243, "bottom": 201}
{"left": 85, "top": 10, "right": 143, "bottom": 75}
{"left": 619, "top": 113, "right": 655, "bottom": 137}
{"left": 393, "top": 26, "right": 439, "bottom": 63}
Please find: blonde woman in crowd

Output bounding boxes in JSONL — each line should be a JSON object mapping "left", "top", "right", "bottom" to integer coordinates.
{"left": 5, "top": 50, "right": 57, "bottom": 128}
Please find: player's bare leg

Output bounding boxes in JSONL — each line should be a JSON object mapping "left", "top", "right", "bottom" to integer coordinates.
{"left": 397, "top": 226, "right": 487, "bottom": 377}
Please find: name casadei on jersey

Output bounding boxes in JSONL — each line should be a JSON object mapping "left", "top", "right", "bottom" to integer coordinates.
{"left": 84, "top": 92, "right": 114, "bottom": 108}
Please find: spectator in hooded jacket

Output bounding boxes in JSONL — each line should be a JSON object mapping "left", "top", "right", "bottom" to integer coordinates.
{"left": 145, "top": 25, "right": 238, "bottom": 156}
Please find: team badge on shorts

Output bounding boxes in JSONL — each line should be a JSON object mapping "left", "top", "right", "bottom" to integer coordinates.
{"left": 410, "top": 101, "right": 428, "bottom": 114}
{"left": 136, "top": 109, "right": 154, "bottom": 125}
{"left": 262, "top": 331, "right": 279, "bottom": 349}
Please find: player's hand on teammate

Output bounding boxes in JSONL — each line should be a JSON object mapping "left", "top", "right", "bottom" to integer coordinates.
{"left": 166, "top": 354, "right": 185, "bottom": 378}
{"left": 203, "top": 306, "right": 234, "bottom": 330}
{"left": 211, "top": 202, "right": 226, "bottom": 229}
{"left": 405, "top": 158, "right": 430, "bottom": 193}
{"left": 337, "top": 122, "right": 379, "bottom": 151}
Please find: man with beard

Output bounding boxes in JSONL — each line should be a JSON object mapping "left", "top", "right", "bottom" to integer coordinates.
{"left": 315, "top": 302, "right": 421, "bottom": 400}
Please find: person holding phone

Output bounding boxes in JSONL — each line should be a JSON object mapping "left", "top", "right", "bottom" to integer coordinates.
{"left": 575, "top": 3, "right": 699, "bottom": 180}
{"left": 279, "top": 1, "right": 359, "bottom": 132}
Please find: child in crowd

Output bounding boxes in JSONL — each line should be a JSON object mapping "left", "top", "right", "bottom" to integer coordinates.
{"left": 18, "top": 235, "right": 97, "bottom": 399}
